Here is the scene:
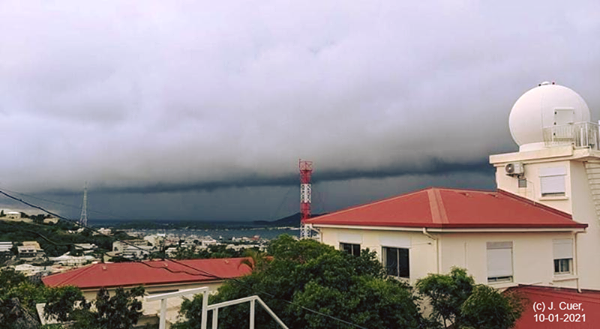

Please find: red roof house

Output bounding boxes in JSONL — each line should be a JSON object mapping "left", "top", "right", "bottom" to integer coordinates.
{"left": 306, "top": 187, "right": 587, "bottom": 229}
{"left": 304, "top": 187, "right": 587, "bottom": 288}
{"left": 43, "top": 258, "right": 252, "bottom": 297}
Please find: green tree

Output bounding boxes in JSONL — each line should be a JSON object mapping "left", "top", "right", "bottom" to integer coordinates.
{"left": 90, "top": 286, "right": 145, "bottom": 329}
{"left": 416, "top": 267, "right": 524, "bottom": 329}
{"left": 45, "top": 286, "right": 145, "bottom": 329}
{"left": 0, "top": 268, "right": 48, "bottom": 328}
{"left": 239, "top": 249, "right": 270, "bottom": 273}
{"left": 174, "top": 235, "right": 424, "bottom": 329}
{"left": 44, "top": 286, "right": 87, "bottom": 322}
{"left": 461, "top": 285, "right": 525, "bottom": 329}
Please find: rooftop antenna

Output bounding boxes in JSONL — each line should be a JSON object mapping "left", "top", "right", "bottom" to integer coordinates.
{"left": 299, "top": 160, "right": 313, "bottom": 239}
{"left": 79, "top": 182, "right": 88, "bottom": 227}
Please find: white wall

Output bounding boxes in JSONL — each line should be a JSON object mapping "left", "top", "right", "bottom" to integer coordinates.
{"left": 492, "top": 149, "right": 600, "bottom": 289}
{"left": 494, "top": 159, "right": 572, "bottom": 214}
{"left": 440, "top": 232, "right": 577, "bottom": 289}
{"left": 319, "top": 227, "right": 579, "bottom": 289}
{"left": 569, "top": 161, "right": 600, "bottom": 289}
{"left": 320, "top": 227, "right": 437, "bottom": 284}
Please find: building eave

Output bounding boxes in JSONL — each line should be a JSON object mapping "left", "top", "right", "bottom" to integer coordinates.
{"left": 312, "top": 223, "right": 587, "bottom": 233}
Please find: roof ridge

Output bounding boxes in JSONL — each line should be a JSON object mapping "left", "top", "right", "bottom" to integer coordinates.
{"left": 434, "top": 189, "right": 449, "bottom": 224}
{"left": 428, "top": 189, "right": 441, "bottom": 224}
{"left": 52, "top": 263, "right": 98, "bottom": 286}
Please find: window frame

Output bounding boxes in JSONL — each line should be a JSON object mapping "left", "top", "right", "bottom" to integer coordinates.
{"left": 382, "top": 246, "right": 410, "bottom": 279}
{"left": 340, "top": 242, "right": 361, "bottom": 256}
{"left": 553, "top": 239, "right": 573, "bottom": 276}
{"left": 554, "top": 258, "right": 572, "bottom": 275}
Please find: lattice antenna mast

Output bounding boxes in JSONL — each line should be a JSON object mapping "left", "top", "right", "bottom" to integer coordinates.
{"left": 299, "top": 160, "right": 313, "bottom": 239}
{"left": 79, "top": 182, "right": 88, "bottom": 227}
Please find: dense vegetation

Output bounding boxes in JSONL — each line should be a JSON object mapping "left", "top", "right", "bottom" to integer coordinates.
{"left": 416, "top": 268, "right": 525, "bottom": 329}
{"left": 175, "top": 235, "right": 525, "bottom": 329}
{"left": 174, "top": 235, "right": 428, "bottom": 329}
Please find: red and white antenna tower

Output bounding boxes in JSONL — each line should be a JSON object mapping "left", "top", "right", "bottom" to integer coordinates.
{"left": 299, "top": 159, "right": 313, "bottom": 239}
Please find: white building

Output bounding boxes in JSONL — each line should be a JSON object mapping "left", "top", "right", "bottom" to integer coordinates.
{"left": 112, "top": 239, "right": 149, "bottom": 253}
{"left": 0, "top": 242, "right": 13, "bottom": 254}
{"left": 18, "top": 241, "right": 45, "bottom": 260}
{"left": 43, "top": 217, "right": 60, "bottom": 225}
{"left": 6, "top": 211, "right": 21, "bottom": 220}
{"left": 0, "top": 211, "right": 32, "bottom": 223}
{"left": 50, "top": 253, "right": 97, "bottom": 266}
{"left": 306, "top": 82, "right": 600, "bottom": 291}
{"left": 144, "top": 234, "right": 166, "bottom": 247}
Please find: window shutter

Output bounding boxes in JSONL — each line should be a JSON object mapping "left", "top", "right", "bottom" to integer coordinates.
{"left": 487, "top": 242, "right": 513, "bottom": 277}
{"left": 379, "top": 236, "right": 410, "bottom": 248}
{"left": 539, "top": 167, "right": 567, "bottom": 196}
{"left": 540, "top": 176, "right": 566, "bottom": 195}
{"left": 553, "top": 239, "right": 573, "bottom": 259}
{"left": 338, "top": 233, "right": 362, "bottom": 244}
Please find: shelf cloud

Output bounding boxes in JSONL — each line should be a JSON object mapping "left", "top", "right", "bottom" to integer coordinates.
{"left": 0, "top": 1, "right": 598, "bottom": 220}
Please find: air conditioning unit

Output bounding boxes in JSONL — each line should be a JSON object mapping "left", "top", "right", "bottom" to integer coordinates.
{"left": 505, "top": 162, "right": 524, "bottom": 176}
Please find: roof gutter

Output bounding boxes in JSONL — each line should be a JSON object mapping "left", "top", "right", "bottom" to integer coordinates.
{"left": 422, "top": 228, "right": 440, "bottom": 274}
{"left": 573, "top": 230, "right": 585, "bottom": 293}
{"left": 312, "top": 224, "right": 586, "bottom": 233}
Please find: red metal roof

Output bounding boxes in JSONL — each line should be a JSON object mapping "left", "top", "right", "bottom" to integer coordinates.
{"left": 508, "top": 285, "right": 600, "bottom": 329}
{"left": 42, "top": 258, "right": 252, "bottom": 289}
{"left": 306, "top": 187, "right": 587, "bottom": 229}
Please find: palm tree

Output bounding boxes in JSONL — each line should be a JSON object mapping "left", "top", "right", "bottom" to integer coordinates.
{"left": 239, "top": 249, "right": 270, "bottom": 273}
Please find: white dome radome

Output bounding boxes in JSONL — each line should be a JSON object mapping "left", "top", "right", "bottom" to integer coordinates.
{"left": 509, "top": 82, "right": 591, "bottom": 151}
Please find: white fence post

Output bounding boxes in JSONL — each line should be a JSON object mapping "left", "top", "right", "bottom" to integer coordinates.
{"left": 202, "top": 289, "right": 209, "bottom": 329}
{"left": 249, "top": 299, "right": 255, "bottom": 329}
{"left": 212, "top": 308, "right": 218, "bottom": 329}
{"left": 145, "top": 287, "right": 210, "bottom": 329}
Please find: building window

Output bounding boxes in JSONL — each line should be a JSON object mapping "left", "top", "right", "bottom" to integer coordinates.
{"left": 340, "top": 243, "right": 360, "bottom": 256}
{"left": 518, "top": 178, "right": 527, "bottom": 188}
{"left": 553, "top": 239, "right": 573, "bottom": 275}
{"left": 539, "top": 167, "right": 566, "bottom": 197}
{"left": 383, "top": 247, "right": 409, "bottom": 278}
{"left": 487, "top": 242, "right": 513, "bottom": 283}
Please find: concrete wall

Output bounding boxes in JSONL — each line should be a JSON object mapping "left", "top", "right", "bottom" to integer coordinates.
{"left": 494, "top": 159, "right": 572, "bottom": 213}
{"left": 492, "top": 148, "right": 600, "bottom": 289}
{"left": 569, "top": 161, "right": 600, "bottom": 289}
{"left": 81, "top": 280, "right": 224, "bottom": 301}
{"left": 440, "top": 232, "right": 577, "bottom": 289}
{"left": 319, "top": 227, "right": 579, "bottom": 289}
{"left": 320, "top": 227, "right": 436, "bottom": 284}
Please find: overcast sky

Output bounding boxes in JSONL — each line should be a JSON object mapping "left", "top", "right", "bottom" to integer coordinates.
{"left": 0, "top": 1, "right": 599, "bottom": 222}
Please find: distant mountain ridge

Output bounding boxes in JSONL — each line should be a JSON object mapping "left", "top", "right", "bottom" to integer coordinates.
{"left": 253, "top": 212, "right": 326, "bottom": 227}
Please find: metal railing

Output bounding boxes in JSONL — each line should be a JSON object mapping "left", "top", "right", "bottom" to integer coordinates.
{"left": 146, "top": 287, "right": 209, "bottom": 329}
{"left": 145, "top": 287, "right": 288, "bottom": 329}
{"left": 207, "top": 295, "right": 289, "bottom": 329}
{"left": 543, "top": 122, "right": 600, "bottom": 150}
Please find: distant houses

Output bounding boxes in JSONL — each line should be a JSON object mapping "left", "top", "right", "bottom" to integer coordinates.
{"left": 17, "top": 241, "right": 46, "bottom": 260}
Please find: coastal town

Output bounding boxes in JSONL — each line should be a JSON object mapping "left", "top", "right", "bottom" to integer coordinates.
{"left": 0, "top": 211, "right": 276, "bottom": 279}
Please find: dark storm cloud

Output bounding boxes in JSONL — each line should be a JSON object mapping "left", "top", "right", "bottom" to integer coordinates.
{"left": 43, "top": 157, "right": 493, "bottom": 195}
{"left": 0, "top": 1, "right": 598, "bottom": 219}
